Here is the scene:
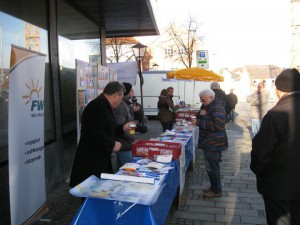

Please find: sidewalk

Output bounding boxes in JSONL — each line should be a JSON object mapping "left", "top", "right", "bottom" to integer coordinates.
{"left": 166, "top": 102, "right": 267, "bottom": 225}
{"left": 36, "top": 102, "right": 267, "bottom": 225}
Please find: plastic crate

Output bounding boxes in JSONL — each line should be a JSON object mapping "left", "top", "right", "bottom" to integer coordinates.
{"left": 132, "top": 140, "right": 182, "bottom": 159}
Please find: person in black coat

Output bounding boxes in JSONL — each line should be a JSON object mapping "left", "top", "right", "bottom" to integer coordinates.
{"left": 250, "top": 68, "right": 300, "bottom": 225}
{"left": 227, "top": 88, "right": 238, "bottom": 122}
{"left": 69, "top": 81, "right": 132, "bottom": 188}
{"left": 209, "top": 82, "right": 232, "bottom": 116}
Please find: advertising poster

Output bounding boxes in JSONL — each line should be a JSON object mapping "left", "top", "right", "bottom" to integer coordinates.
{"left": 107, "top": 61, "right": 138, "bottom": 85}
{"left": 9, "top": 45, "right": 48, "bottom": 225}
{"left": 109, "top": 68, "right": 117, "bottom": 82}
{"left": 75, "top": 60, "right": 110, "bottom": 142}
{"left": 97, "top": 65, "right": 110, "bottom": 95}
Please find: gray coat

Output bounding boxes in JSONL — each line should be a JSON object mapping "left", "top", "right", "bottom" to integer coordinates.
{"left": 247, "top": 91, "right": 269, "bottom": 119}
{"left": 113, "top": 99, "right": 134, "bottom": 151}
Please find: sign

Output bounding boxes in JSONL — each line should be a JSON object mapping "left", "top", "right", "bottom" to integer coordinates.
{"left": 196, "top": 50, "right": 209, "bottom": 69}
{"left": 9, "top": 45, "right": 48, "bottom": 225}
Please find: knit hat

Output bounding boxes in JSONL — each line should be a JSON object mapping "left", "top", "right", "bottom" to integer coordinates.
{"left": 275, "top": 68, "right": 300, "bottom": 92}
{"left": 122, "top": 82, "right": 132, "bottom": 96}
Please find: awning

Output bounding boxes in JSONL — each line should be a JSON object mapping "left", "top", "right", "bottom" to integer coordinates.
{"left": 167, "top": 68, "right": 224, "bottom": 82}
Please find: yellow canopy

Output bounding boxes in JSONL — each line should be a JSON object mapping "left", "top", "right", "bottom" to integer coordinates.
{"left": 167, "top": 67, "right": 224, "bottom": 82}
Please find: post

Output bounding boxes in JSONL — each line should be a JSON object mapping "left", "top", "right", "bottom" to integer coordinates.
{"left": 138, "top": 59, "right": 145, "bottom": 126}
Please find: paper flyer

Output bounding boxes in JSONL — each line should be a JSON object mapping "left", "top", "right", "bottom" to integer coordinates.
{"left": 69, "top": 175, "right": 165, "bottom": 205}
{"left": 101, "top": 173, "right": 155, "bottom": 184}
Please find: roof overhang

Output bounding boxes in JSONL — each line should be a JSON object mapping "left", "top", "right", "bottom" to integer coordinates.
{"left": 0, "top": 0, "right": 159, "bottom": 40}
{"left": 61, "top": 0, "right": 159, "bottom": 39}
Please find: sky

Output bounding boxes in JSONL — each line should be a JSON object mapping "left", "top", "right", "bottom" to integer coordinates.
{"left": 137, "top": 0, "right": 292, "bottom": 69}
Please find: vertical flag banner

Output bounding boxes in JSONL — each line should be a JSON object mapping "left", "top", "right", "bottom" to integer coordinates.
{"left": 9, "top": 45, "right": 48, "bottom": 225}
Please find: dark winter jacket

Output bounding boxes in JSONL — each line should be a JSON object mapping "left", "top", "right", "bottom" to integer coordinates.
{"left": 157, "top": 95, "right": 178, "bottom": 123}
{"left": 196, "top": 99, "right": 227, "bottom": 151}
{"left": 250, "top": 92, "right": 300, "bottom": 200}
{"left": 213, "top": 89, "right": 232, "bottom": 115}
{"left": 70, "top": 94, "right": 119, "bottom": 187}
{"left": 227, "top": 92, "right": 238, "bottom": 109}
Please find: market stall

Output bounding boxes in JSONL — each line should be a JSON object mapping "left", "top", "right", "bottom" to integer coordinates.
{"left": 70, "top": 126, "right": 199, "bottom": 225}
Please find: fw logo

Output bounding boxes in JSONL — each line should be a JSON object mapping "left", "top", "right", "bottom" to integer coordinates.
{"left": 22, "top": 79, "right": 44, "bottom": 111}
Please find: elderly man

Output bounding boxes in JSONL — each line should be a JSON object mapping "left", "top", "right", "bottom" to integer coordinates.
{"left": 250, "top": 68, "right": 300, "bottom": 225}
{"left": 192, "top": 89, "right": 227, "bottom": 197}
{"left": 70, "top": 81, "right": 133, "bottom": 188}
{"left": 247, "top": 82, "right": 269, "bottom": 136}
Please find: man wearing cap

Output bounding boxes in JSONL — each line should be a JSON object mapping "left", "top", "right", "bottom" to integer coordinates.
{"left": 250, "top": 68, "right": 300, "bottom": 225}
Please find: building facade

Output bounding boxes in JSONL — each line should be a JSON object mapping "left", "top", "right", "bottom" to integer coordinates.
{"left": 0, "top": 0, "right": 158, "bottom": 223}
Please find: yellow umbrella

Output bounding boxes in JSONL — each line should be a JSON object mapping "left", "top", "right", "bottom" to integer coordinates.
{"left": 167, "top": 67, "right": 224, "bottom": 82}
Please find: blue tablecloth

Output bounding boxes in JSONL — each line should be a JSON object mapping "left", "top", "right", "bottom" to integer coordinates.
{"left": 71, "top": 160, "right": 179, "bottom": 225}
{"left": 71, "top": 127, "right": 198, "bottom": 225}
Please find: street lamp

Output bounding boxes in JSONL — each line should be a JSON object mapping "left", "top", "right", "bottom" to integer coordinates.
{"left": 132, "top": 42, "right": 147, "bottom": 125}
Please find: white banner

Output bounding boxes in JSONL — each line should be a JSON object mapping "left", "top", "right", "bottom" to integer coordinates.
{"left": 9, "top": 45, "right": 48, "bottom": 225}
{"left": 107, "top": 61, "right": 138, "bottom": 85}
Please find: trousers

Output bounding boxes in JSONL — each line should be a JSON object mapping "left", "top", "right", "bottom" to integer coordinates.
{"left": 263, "top": 196, "right": 300, "bottom": 225}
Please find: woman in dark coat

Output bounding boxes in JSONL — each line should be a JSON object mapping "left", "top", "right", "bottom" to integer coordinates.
{"left": 70, "top": 81, "right": 130, "bottom": 187}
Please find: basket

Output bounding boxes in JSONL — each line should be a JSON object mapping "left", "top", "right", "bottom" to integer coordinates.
{"left": 132, "top": 140, "right": 182, "bottom": 159}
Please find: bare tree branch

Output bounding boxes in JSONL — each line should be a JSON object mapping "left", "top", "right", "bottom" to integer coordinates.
{"left": 163, "top": 16, "right": 204, "bottom": 68}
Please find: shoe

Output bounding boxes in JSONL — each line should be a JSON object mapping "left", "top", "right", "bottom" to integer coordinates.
{"left": 203, "top": 187, "right": 211, "bottom": 193}
{"left": 203, "top": 190, "right": 222, "bottom": 197}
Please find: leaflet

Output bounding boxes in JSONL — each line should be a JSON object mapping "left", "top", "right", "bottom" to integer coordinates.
{"left": 69, "top": 175, "right": 164, "bottom": 205}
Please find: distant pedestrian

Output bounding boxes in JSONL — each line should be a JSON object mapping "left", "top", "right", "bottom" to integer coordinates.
{"left": 209, "top": 82, "right": 232, "bottom": 116}
{"left": 247, "top": 82, "right": 269, "bottom": 136}
{"left": 157, "top": 89, "right": 174, "bottom": 131}
{"left": 227, "top": 88, "right": 238, "bottom": 122}
{"left": 157, "top": 87, "right": 180, "bottom": 131}
{"left": 191, "top": 89, "right": 227, "bottom": 197}
{"left": 250, "top": 68, "right": 300, "bottom": 225}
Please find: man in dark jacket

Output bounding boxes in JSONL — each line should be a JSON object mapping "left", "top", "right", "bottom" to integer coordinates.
{"left": 250, "top": 68, "right": 300, "bottom": 225}
{"left": 192, "top": 89, "right": 227, "bottom": 197}
{"left": 210, "top": 82, "right": 232, "bottom": 116}
{"left": 227, "top": 88, "right": 238, "bottom": 122}
{"left": 70, "top": 81, "right": 132, "bottom": 188}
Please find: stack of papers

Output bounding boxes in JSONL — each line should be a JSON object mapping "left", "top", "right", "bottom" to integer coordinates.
{"left": 69, "top": 175, "right": 164, "bottom": 205}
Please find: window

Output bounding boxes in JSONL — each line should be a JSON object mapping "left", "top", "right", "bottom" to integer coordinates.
{"left": 0, "top": 0, "right": 53, "bottom": 162}
{"left": 57, "top": 0, "right": 100, "bottom": 135}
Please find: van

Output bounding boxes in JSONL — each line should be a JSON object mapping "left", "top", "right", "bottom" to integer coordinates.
{"left": 133, "top": 71, "right": 211, "bottom": 116}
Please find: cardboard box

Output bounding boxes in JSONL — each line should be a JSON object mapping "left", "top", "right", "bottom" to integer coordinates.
{"left": 132, "top": 140, "right": 182, "bottom": 159}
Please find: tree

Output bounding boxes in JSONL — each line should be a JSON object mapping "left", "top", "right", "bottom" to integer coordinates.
{"left": 88, "top": 37, "right": 139, "bottom": 63}
{"left": 106, "top": 37, "right": 139, "bottom": 63}
{"left": 164, "top": 16, "right": 204, "bottom": 68}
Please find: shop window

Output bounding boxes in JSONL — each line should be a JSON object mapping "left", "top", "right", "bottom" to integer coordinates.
{"left": 0, "top": 0, "right": 54, "bottom": 163}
